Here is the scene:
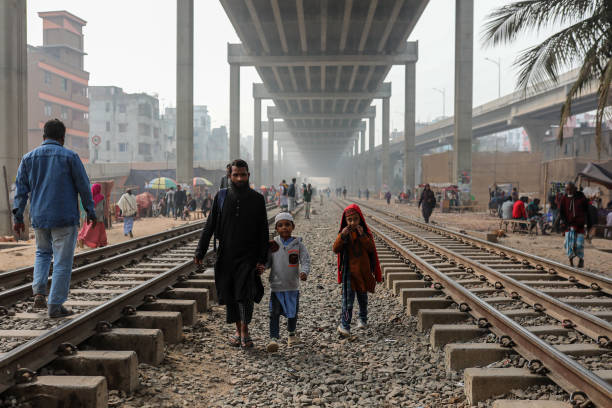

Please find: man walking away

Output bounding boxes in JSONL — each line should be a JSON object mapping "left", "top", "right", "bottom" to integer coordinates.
{"left": 165, "top": 187, "right": 176, "bottom": 218}
{"left": 280, "top": 180, "right": 288, "bottom": 211}
{"left": 13, "top": 119, "right": 96, "bottom": 318}
{"left": 288, "top": 178, "right": 296, "bottom": 212}
{"left": 418, "top": 184, "right": 436, "bottom": 223}
{"left": 303, "top": 183, "right": 313, "bottom": 219}
{"left": 219, "top": 163, "right": 231, "bottom": 189}
{"left": 175, "top": 185, "right": 187, "bottom": 220}
{"left": 194, "top": 159, "right": 268, "bottom": 348}
{"left": 117, "top": 189, "right": 137, "bottom": 238}
{"left": 365, "top": 188, "right": 369, "bottom": 200}
{"left": 559, "top": 182, "right": 591, "bottom": 268}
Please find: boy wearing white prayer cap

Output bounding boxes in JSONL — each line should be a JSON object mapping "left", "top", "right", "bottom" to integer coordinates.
{"left": 266, "top": 212, "right": 311, "bottom": 352}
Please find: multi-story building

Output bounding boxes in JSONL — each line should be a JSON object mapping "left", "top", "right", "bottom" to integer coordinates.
{"left": 209, "top": 126, "right": 229, "bottom": 162}
{"left": 27, "top": 11, "right": 90, "bottom": 159}
{"left": 161, "top": 107, "right": 177, "bottom": 161}
{"left": 163, "top": 106, "right": 212, "bottom": 162}
{"left": 89, "top": 86, "right": 163, "bottom": 162}
{"left": 194, "top": 106, "right": 211, "bottom": 162}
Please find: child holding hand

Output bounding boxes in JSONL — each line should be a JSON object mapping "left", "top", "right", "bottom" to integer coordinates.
{"left": 266, "top": 212, "right": 311, "bottom": 352}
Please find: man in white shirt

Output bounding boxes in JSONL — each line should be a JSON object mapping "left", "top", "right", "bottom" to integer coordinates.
{"left": 117, "top": 189, "right": 137, "bottom": 238}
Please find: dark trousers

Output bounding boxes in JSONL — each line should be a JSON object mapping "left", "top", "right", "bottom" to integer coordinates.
{"left": 341, "top": 287, "right": 368, "bottom": 330}
{"left": 270, "top": 293, "right": 298, "bottom": 338}
{"left": 226, "top": 301, "right": 254, "bottom": 324}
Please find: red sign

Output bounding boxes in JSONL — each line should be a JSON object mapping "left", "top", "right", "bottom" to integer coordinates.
{"left": 92, "top": 135, "right": 101, "bottom": 146}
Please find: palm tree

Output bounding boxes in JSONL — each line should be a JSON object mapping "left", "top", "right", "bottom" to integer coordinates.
{"left": 483, "top": 0, "right": 611, "bottom": 156}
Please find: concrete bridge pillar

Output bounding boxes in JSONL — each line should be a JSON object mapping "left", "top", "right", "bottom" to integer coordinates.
{"left": 1, "top": 0, "right": 27, "bottom": 235}
{"left": 382, "top": 97, "right": 391, "bottom": 189}
{"left": 176, "top": 0, "right": 194, "bottom": 185}
{"left": 229, "top": 64, "right": 240, "bottom": 160}
{"left": 360, "top": 129, "right": 366, "bottom": 190}
{"left": 452, "top": 0, "right": 473, "bottom": 191}
{"left": 277, "top": 144, "right": 282, "bottom": 181}
{"left": 368, "top": 116, "right": 376, "bottom": 192}
{"left": 520, "top": 122, "right": 549, "bottom": 153}
{"left": 253, "top": 98, "right": 262, "bottom": 186}
{"left": 267, "top": 119, "right": 274, "bottom": 185}
{"left": 404, "top": 62, "right": 416, "bottom": 193}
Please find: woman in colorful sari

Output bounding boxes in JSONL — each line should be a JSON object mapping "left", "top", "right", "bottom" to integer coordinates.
{"left": 77, "top": 184, "right": 107, "bottom": 248}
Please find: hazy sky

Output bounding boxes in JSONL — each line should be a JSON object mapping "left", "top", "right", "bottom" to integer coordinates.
{"left": 27, "top": 0, "right": 556, "bottom": 146}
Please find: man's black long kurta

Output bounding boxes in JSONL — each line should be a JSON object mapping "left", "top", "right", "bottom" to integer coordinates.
{"left": 195, "top": 185, "right": 268, "bottom": 305}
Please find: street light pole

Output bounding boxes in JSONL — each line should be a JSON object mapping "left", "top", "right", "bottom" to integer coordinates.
{"left": 485, "top": 57, "right": 501, "bottom": 98}
{"left": 432, "top": 87, "right": 445, "bottom": 118}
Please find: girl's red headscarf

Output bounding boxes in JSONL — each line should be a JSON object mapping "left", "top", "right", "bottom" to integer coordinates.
{"left": 336, "top": 203, "right": 382, "bottom": 284}
{"left": 92, "top": 183, "right": 104, "bottom": 206}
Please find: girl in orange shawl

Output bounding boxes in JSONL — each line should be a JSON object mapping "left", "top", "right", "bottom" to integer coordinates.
{"left": 332, "top": 204, "right": 382, "bottom": 337}
{"left": 77, "top": 184, "right": 107, "bottom": 248}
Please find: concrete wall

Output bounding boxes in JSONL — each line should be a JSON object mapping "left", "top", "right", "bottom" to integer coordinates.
{"left": 421, "top": 151, "right": 543, "bottom": 205}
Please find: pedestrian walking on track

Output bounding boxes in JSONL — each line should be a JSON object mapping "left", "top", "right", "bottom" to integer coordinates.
{"left": 77, "top": 183, "right": 107, "bottom": 248}
{"left": 117, "top": 189, "right": 137, "bottom": 238}
{"left": 418, "top": 184, "right": 436, "bottom": 223}
{"left": 266, "top": 212, "right": 310, "bottom": 352}
{"left": 12, "top": 119, "right": 96, "bottom": 318}
{"left": 333, "top": 204, "right": 382, "bottom": 337}
{"left": 303, "top": 183, "right": 313, "bottom": 219}
{"left": 194, "top": 159, "right": 268, "bottom": 349}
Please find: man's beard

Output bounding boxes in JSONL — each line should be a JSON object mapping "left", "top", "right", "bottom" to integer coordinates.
{"left": 231, "top": 179, "right": 249, "bottom": 191}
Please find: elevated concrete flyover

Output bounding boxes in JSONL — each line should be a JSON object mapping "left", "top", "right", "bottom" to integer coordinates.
{"left": 370, "top": 68, "right": 601, "bottom": 173}
{"left": 221, "top": 0, "right": 429, "bottom": 189}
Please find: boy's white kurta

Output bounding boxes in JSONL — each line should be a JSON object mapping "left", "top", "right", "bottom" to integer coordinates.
{"left": 267, "top": 236, "right": 311, "bottom": 292}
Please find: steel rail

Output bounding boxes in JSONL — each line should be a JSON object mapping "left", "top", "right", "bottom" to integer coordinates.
{"left": 0, "top": 221, "right": 206, "bottom": 290}
{"left": 1, "top": 202, "right": 278, "bottom": 289}
{"left": 0, "top": 251, "right": 213, "bottom": 393}
{"left": 368, "top": 213, "right": 612, "bottom": 342}
{"left": 367, "top": 221, "right": 612, "bottom": 407}
{"left": 0, "top": 201, "right": 284, "bottom": 394}
{"left": 0, "top": 229, "right": 202, "bottom": 307}
{"left": 353, "top": 199, "right": 612, "bottom": 295}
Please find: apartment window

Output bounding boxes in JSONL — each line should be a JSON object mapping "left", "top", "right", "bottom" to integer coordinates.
{"left": 44, "top": 71, "right": 52, "bottom": 84}
{"left": 106, "top": 121, "right": 110, "bottom": 132}
{"left": 138, "top": 123, "right": 151, "bottom": 136}
{"left": 138, "top": 103, "right": 152, "bottom": 118}
{"left": 118, "top": 123, "right": 128, "bottom": 132}
{"left": 83, "top": 112, "right": 89, "bottom": 120}
{"left": 83, "top": 87, "right": 88, "bottom": 97}
{"left": 61, "top": 107, "right": 68, "bottom": 120}
{"left": 62, "top": 78, "right": 68, "bottom": 91}
{"left": 105, "top": 102, "right": 110, "bottom": 112}
{"left": 138, "top": 143, "right": 151, "bottom": 155}
{"left": 44, "top": 103, "right": 52, "bottom": 116}
{"left": 118, "top": 143, "right": 128, "bottom": 152}
{"left": 106, "top": 141, "right": 110, "bottom": 151}
{"left": 153, "top": 127, "right": 160, "bottom": 138}
{"left": 119, "top": 104, "right": 126, "bottom": 113}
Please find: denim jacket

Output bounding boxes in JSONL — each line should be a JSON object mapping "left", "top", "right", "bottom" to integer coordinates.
{"left": 13, "top": 140, "right": 95, "bottom": 229}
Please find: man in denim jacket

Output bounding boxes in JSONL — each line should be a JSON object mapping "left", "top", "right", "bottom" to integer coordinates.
{"left": 13, "top": 119, "right": 95, "bottom": 318}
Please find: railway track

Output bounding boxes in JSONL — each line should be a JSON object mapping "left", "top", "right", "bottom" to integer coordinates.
{"left": 337, "top": 199, "right": 612, "bottom": 407}
{"left": 0, "top": 202, "right": 278, "bottom": 291}
{"left": 0, "top": 202, "right": 289, "bottom": 406}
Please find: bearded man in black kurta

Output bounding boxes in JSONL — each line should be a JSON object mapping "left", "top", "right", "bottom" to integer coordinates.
{"left": 194, "top": 160, "right": 268, "bottom": 348}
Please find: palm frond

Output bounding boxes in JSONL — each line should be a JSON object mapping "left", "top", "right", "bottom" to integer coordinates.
{"left": 558, "top": 44, "right": 601, "bottom": 146}
{"left": 514, "top": 15, "right": 605, "bottom": 92}
{"left": 482, "top": 0, "right": 601, "bottom": 47}
{"left": 595, "top": 58, "right": 612, "bottom": 159}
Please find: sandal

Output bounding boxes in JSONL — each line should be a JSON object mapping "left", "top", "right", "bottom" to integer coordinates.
{"left": 228, "top": 334, "right": 241, "bottom": 347}
{"left": 241, "top": 336, "right": 254, "bottom": 349}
